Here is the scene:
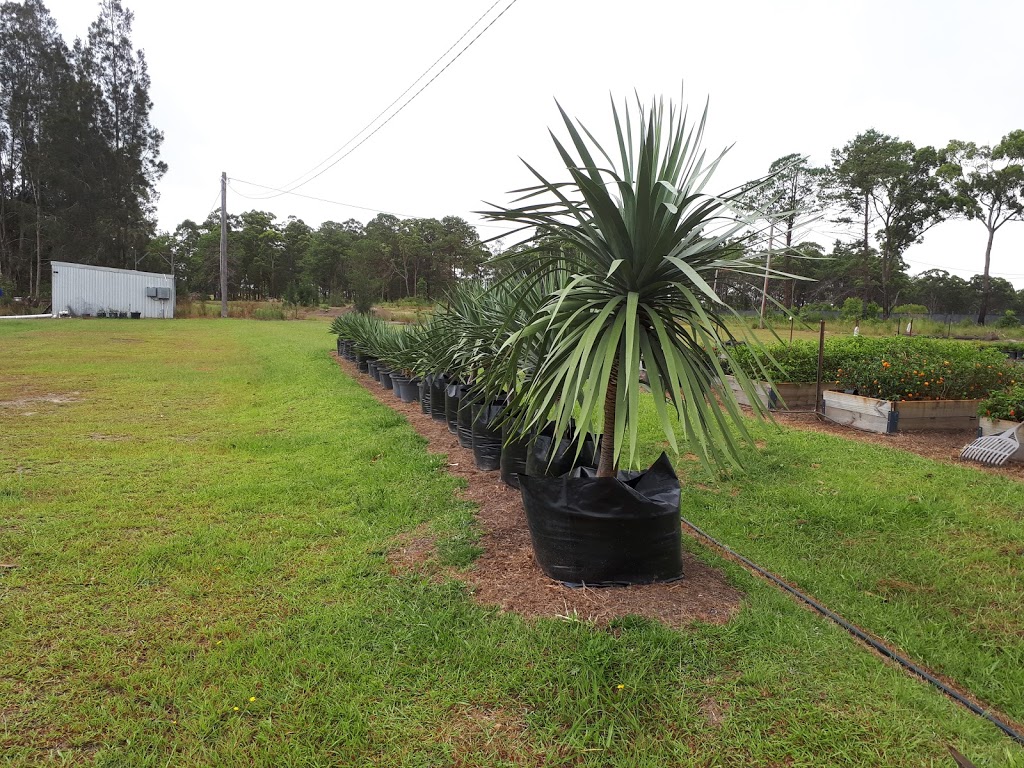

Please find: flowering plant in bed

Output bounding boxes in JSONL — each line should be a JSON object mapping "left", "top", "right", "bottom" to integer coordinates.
{"left": 829, "top": 337, "right": 1017, "bottom": 402}
{"left": 978, "top": 382, "right": 1024, "bottom": 422}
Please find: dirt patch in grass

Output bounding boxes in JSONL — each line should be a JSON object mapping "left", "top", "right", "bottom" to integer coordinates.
{"left": 0, "top": 392, "right": 81, "bottom": 409}
{"left": 335, "top": 355, "right": 745, "bottom": 629}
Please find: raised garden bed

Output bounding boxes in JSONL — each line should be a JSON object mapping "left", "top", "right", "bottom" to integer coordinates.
{"left": 725, "top": 375, "right": 817, "bottom": 411}
{"left": 823, "top": 390, "right": 981, "bottom": 434}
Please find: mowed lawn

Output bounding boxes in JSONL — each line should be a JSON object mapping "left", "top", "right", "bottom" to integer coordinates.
{"left": 0, "top": 319, "right": 1021, "bottom": 767}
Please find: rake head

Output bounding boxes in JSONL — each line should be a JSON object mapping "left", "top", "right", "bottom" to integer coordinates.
{"left": 960, "top": 424, "right": 1022, "bottom": 467}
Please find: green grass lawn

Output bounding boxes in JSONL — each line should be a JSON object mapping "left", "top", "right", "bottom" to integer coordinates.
{"left": 1, "top": 318, "right": 1022, "bottom": 767}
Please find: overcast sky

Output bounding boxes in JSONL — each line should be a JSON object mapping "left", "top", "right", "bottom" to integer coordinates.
{"left": 40, "top": 0, "right": 1024, "bottom": 289}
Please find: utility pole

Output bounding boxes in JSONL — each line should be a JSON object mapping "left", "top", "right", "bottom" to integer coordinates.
{"left": 220, "top": 172, "right": 228, "bottom": 318}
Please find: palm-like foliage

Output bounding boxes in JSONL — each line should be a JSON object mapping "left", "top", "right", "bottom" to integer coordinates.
{"left": 481, "top": 93, "right": 784, "bottom": 476}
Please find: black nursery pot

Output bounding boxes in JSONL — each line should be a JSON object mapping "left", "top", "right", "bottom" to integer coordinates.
{"left": 401, "top": 376, "right": 421, "bottom": 404}
{"left": 429, "top": 374, "right": 449, "bottom": 422}
{"left": 356, "top": 354, "right": 369, "bottom": 373}
{"left": 471, "top": 400, "right": 504, "bottom": 471}
{"left": 419, "top": 374, "right": 433, "bottom": 414}
{"left": 444, "top": 383, "right": 468, "bottom": 435}
{"left": 379, "top": 368, "right": 393, "bottom": 390}
{"left": 367, "top": 360, "right": 380, "bottom": 381}
{"left": 390, "top": 373, "right": 409, "bottom": 400}
{"left": 499, "top": 421, "right": 531, "bottom": 489}
{"left": 519, "top": 452, "right": 683, "bottom": 586}
{"left": 456, "top": 395, "right": 478, "bottom": 449}
{"left": 525, "top": 420, "right": 578, "bottom": 478}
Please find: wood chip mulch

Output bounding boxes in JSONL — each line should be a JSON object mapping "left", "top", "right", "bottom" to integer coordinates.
{"left": 333, "top": 354, "right": 744, "bottom": 629}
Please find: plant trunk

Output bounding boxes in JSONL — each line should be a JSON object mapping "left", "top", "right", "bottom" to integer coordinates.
{"left": 597, "top": 361, "right": 619, "bottom": 478}
{"left": 977, "top": 226, "right": 995, "bottom": 325}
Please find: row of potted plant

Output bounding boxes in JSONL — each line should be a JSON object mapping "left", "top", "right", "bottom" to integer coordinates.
{"left": 332, "top": 91, "right": 792, "bottom": 586}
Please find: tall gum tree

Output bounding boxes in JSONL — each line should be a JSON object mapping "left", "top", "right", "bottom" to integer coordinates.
{"left": 939, "top": 132, "right": 1024, "bottom": 324}
{"left": 83, "top": 0, "right": 165, "bottom": 267}
{"left": 826, "top": 130, "right": 951, "bottom": 317}
{"left": 743, "top": 153, "right": 821, "bottom": 310}
{"left": 0, "top": 0, "right": 71, "bottom": 295}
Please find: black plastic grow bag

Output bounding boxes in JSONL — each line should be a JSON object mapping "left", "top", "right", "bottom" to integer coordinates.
{"left": 355, "top": 353, "right": 368, "bottom": 373}
{"left": 499, "top": 421, "right": 531, "bottom": 489}
{"left": 471, "top": 400, "right": 505, "bottom": 471}
{"left": 525, "top": 421, "right": 578, "bottom": 478}
{"left": 429, "top": 374, "right": 449, "bottom": 422}
{"left": 445, "top": 383, "right": 469, "bottom": 435}
{"left": 379, "top": 369, "right": 393, "bottom": 390}
{"left": 519, "top": 452, "right": 682, "bottom": 586}
{"left": 367, "top": 360, "right": 380, "bottom": 381}
{"left": 457, "top": 396, "right": 479, "bottom": 449}
{"left": 419, "top": 374, "right": 433, "bottom": 414}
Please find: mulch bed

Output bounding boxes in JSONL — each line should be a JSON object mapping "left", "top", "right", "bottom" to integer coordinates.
{"left": 335, "top": 354, "right": 1022, "bottom": 630}
{"left": 333, "top": 354, "right": 744, "bottom": 629}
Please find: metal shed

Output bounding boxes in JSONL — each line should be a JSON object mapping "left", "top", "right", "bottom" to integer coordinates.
{"left": 50, "top": 261, "right": 176, "bottom": 319}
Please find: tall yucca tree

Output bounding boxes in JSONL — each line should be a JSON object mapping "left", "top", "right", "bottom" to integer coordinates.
{"left": 482, "top": 93, "right": 784, "bottom": 477}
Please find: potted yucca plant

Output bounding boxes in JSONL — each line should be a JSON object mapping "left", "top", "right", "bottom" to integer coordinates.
{"left": 482, "top": 92, "right": 779, "bottom": 585}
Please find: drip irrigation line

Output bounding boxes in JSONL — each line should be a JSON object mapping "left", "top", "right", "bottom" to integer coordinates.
{"left": 680, "top": 517, "right": 1024, "bottom": 747}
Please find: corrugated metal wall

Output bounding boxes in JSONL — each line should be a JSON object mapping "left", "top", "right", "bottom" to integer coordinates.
{"left": 51, "top": 261, "right": 176, "bottom": 319}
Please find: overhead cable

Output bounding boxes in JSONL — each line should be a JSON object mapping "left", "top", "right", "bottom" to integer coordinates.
{"left": 253, "top": 0, "right": 520, "bottom": 200}
{"left": 228, "top": 177, "right": 517, "bottom": 231}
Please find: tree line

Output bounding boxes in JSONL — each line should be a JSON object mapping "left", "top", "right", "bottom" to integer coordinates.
{"left": 2, "top": 0, "right": 1021, "bottom": 320}
{"left": 148, "top": 210, "right": 490, "bottom": 308}
{"left": 0, "top": 0, "right": 164, "bottom": 298}
{"left": 736, "top": 131, "right": 1024, "bottom": 324}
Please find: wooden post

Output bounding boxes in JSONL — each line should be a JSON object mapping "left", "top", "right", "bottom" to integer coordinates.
{"left": 814, "top": 320, "right": 825, "bottom": 416}
{"left": 220, "top": 172, "right": 228, "bottom": 318}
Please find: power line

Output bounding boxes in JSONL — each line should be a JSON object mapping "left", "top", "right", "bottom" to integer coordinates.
{"left": 228, "top": 177, "right": 517, "bottom": 231}
{"left": 254, "top": 0, "right": 520, "bottom": 199}
{"left": 260, "top": 0, "right": 508, "bottom": 199}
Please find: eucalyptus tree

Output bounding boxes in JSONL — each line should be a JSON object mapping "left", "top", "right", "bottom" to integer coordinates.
{"left": 81, "top": 0, "right": 166, "bottom": 267}
{"left": 939, "top": 132, "right": 1024, "bottom": 323}
{"left": 483, "top": 94, "right": 785, "bottom": 477}
{"left": 826, "top": 130, "right": 951, "bottom": 316}
{"left": 743, "top": 153, "right": 821, "bottom": 309}
{"left": 0, "top": 0, "right": 71, "bottom": 294}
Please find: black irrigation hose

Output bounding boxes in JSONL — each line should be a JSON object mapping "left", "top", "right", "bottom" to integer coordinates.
{"left": 680, "top": 517, "right": 1024, "bottom": 747}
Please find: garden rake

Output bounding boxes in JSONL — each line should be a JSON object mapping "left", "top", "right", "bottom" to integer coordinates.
{"left": 960, "top": 422, "right": 1024, "bottom": 467}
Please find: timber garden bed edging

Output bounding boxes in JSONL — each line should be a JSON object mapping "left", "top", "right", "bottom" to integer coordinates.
{"left": 724, "top": 375, "right": 818, "bottom": 411}
{"left": 823, "top": 390, "right": 982, "bottom": 434}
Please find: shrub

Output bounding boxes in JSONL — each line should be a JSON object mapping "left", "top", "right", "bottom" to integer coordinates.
{"left": 728, "top": 340, "right": 821, "bottom": 382}
{"left": 996, "top": 309, "right": 1020, "bottom": 328}
{"left": 253, "top": 307, "right": 286, "bottom": 321}
{"left": 978, "top": 382, "right": 1024, "bottom": 421}
{"left": 892, "top": 303, "right": 928, "bottom": 315}
{"left": 840, "top": 297, "right": 862, "bottom": 320}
